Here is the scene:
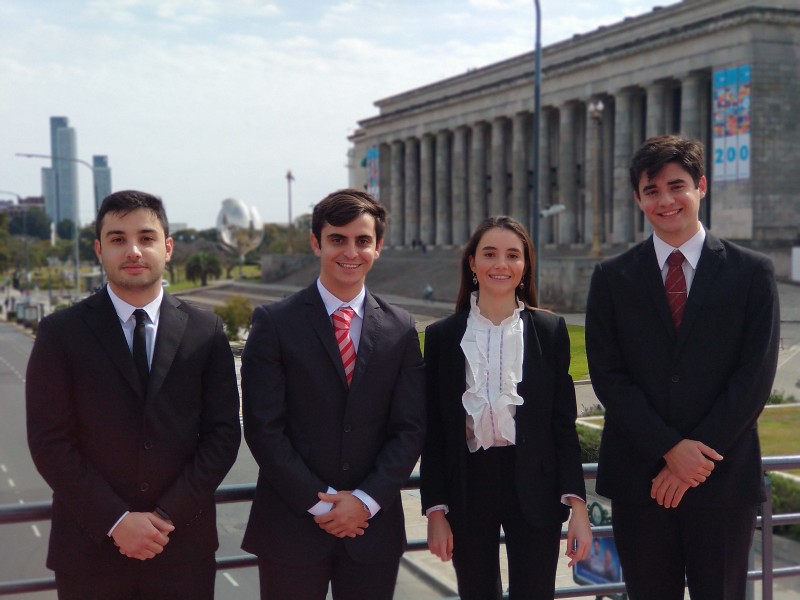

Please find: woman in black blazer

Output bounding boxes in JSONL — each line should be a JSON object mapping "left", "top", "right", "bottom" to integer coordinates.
{"left": 420, "top": 216, "right": 591, "bottom": 600}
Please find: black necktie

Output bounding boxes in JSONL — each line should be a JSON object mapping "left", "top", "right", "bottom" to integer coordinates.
{"left": 133, "top": 309, "right": 149, "bottom": 392}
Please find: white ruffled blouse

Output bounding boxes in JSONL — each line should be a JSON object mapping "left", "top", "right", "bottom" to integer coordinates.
{"left": 460, "top": 293, "right": 525, "bottom": 452}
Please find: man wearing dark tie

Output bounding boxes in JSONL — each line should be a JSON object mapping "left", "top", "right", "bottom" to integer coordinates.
{"left": 26, "top": 190, "right": 241, "bottom": 599}
{"left": 241, "top": 188, "right": 426, "bottom": 600}
{"left": 586, "top": 135, "right": 780, "bottom": 600}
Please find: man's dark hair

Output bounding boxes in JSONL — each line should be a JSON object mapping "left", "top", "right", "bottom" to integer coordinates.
{"left": 629, "top": 135, "right": 705, "bottom": 196}
{"left": 311, "top": 188, "right": 387, "bottom": 245}
{"left": 95, "top": 190, "right": 169, "bottom": 240}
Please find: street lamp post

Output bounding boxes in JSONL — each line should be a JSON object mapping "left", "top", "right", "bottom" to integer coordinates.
{"left": 587, "top": 99, "right": 605, "bottom": 258}
{"left": 16, "top": 152, "right": 104, "bottom": 294}
{"left": 531, "top": 0, "right": 542, "bottom": 293}
{"left": 286, "top": 169, "right": 295, "bottom": 254}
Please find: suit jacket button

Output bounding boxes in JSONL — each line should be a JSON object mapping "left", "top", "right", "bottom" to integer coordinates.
{"left": 671, "top": 375, "right": 680, "bottom": 383}
{"left": 140, "top": 482, "right": 150, "bottom": 492}
{"left": 342, "top": 462, "right": 350, "bottom": 471}
{"left": 344, "top": 424, "right": 352, "bottom": 433}
{"left": 144, "top": 441, "right": 153, "bottom": 450}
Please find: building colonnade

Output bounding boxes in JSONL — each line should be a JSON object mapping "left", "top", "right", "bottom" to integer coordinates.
{"left": 371, "top": 70, "right": 711, "bottom": 251}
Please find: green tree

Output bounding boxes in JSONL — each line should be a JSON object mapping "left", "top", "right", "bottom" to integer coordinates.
{"left": 185, "top": 252, "right": 222, "bottom": 286}
{"left": 0, "top": 214, "right": 10, "bottom": 272}
{"left": 56, "top": 219, "right": 76, "bottom": 241}
{"left": 9, "top": 208, "right": 52, "bottom": 239}
{"left": 213, "top": 295, "right": 253, "bottom": 340}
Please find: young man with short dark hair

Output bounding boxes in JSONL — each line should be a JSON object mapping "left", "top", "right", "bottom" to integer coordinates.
{"left": 27, "top": 190, "right": 241, "bottom": 599}
{"left": 241, "top": 188, "right": 426, "bottom": 600}
{"left": 586, "top": 135, "right": 780, "bottom": 600}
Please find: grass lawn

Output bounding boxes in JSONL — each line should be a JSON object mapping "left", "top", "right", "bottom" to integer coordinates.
{"left": 759, "top": 405, "right": 800, "bottom": 474}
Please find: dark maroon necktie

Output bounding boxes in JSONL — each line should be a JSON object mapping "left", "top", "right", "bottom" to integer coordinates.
{"left": 665, "top": 251, "right": 687, "bottom": 328}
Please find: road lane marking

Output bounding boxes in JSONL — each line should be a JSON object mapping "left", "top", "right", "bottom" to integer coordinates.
{"left": 0, "top": 356, "right": 24, "bottom": 382}
{"left": 31, "top": 525, "right": 41, "bottom": 538}
{"left": 223, "top": 572, "right": 239, "bottom": 587}
{"left": 0, "top": 464, "right": 6, "bottom": 473}
{"left": 7, "top": 478, "right": 15, "bottom": 488}
{"left": 777, "top": 344, "right": 800, "bottom": 369}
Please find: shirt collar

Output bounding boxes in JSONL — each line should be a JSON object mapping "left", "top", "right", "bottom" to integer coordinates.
{"left": 653, "top": 226, "right": 706, "bottom": 270}
{"left": 106, "top": 285, "right": 164, "bottom": 324}
{"left": 316, "top": 278, "right": 366, "bottom": 319}
{"left": 468, "top": 291, "right": 524, "bottom": 327}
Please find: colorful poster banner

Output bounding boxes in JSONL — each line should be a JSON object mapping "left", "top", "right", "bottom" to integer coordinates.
{"left": 712, "top": 64, "right": 751, "bottom": 182}
{"left": 365, "top": 146, "right": 380, "bottom": 197}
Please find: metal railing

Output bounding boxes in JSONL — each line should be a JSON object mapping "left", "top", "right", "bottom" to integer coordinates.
{"left": 2, "top": 457, "right": 799, "bottom": 598}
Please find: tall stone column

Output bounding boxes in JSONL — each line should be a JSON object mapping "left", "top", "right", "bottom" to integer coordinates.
{"left": 378, "top": 142, "right": 392, "bottom": 242}
{"left": 558, "top": 102, "right": 578, "bottom": 244}
{"left": 451, "top": 126, "right": 469, "bottom": 245}
{"left": 646, "top": 81, "right": 668, "bottom": 137}
{"left": 511, "top": 112, "right": 530, "bottom": 228}
{"left": 585, "top": 103, "right": 600, "bottom": 248}
{"left": 538, "top": 108, "right": 553, "bottom": 244}
{"left": 390, "top": 140, "right": 405, "bottom": 247}
{"left": 419, "top": 133, "right": 435, "bottom": 245}
{"left": 680, "top": 72, "right": 703, "bottom": 140}
{"left": 490, "top": 117, "right": 509, "bottom": 216}
{"left": 469, "top": 121, "right": 488, "bottom": 231}
{"left": 435, "top": 129, "right": 452, "bottom": 246}
{"left": 404, "top": 137, "right": 420, "bottom": 246}
{"left": 613, "top": 89, "right": 635, "bottom": 243}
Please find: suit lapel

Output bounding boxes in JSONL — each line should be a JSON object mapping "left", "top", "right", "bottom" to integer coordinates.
{"left": 148, "top": 293, "right": 188, "bottom": 399}
{"left": 352, "top": 291, "right": 382, "bottom": 389}
{"left": 304, "top": 285, "right": 350, "bottom": 388}
{"left": 82, "top": 288, "right": 143, "bottom": 396}
{"left": 676, "top": 233, "right": 725, "bottom": 347}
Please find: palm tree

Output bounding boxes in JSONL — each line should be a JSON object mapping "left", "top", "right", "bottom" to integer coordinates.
{"left": 185, "top": 252, "right": 222, "bottom": 287}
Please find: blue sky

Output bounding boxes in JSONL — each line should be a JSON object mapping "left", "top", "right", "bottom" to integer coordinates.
{"left": 0, "top": 0, "right": 670, "bottom": 229}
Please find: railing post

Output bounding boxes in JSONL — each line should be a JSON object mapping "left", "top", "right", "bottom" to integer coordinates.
{"left": 762, "top": 474, "right": 774, "bottom": 600}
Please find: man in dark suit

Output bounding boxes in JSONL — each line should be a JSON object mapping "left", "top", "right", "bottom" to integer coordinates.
{"left": 241, "top": 188, "right": 426, "bottom": 600}
{"left": 586, "top": 135, "right": 780, "bottom": 600}
{"left": 26, "top": 190, "right": 241, "bottom": 600}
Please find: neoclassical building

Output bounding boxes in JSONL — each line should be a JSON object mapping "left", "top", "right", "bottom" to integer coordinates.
{"left": 349, "top": 0, "right": 800, "bottom": 287}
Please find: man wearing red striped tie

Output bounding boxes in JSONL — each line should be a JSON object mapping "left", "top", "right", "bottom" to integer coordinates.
{"left": 586, "top": 135, "right": 780, "bottom": 600}
{"left": 241, "top": 189, "right": 426, "bottom": 600}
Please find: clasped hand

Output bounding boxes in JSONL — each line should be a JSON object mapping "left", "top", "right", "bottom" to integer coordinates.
{"left": 313, "top": 491, "right": 370, "bottom": 538}
{"left": 111, "top": 511, "right": 175, "bottom": 560}
{"left": 651, "top": 439, "right": 723, "bottom": 508}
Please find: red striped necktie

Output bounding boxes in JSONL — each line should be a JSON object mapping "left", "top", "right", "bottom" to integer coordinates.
{"left": 665, "top": 251, "right": 687, "bottom": 328}
{"left": 332, "top": 307, "right": 356, "bottom": 386}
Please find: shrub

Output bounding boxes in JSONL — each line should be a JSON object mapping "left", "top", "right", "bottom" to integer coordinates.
{"left": 766, "top": 473, "right": 800, "bottom": 543}
{"left": 214, "top": 295, "right": 253, "bottom": 341}
{"left": 577, "top": 423, "right": 602, "bottom": 464}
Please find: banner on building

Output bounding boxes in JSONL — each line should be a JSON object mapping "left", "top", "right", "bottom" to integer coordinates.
{"left": 712, "top": 64, "right": 751, "bottom": 182}
{"left": 365, "top": 146, "right": 380, "bottom": 197}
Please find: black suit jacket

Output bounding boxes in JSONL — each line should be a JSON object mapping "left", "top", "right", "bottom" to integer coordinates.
{"left": 240, "top": 283, "right": 426, "bottom": 566}
{"left": 420, "top": 308, "right": 586, "bottom": 527}
{"left": 586, "top": 233, "right": 780, "bottom": 507}
{"left": 26, "top": 288, "right": 241, "bottom": 573}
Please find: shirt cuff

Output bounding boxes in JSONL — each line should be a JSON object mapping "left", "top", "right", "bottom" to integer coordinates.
{"left": 425, "top": 504, "right": 449, "bottom": 516}
{"left": 307, "top": 486, "right": 337, "bottom": 516}
{"left": 352, "top": 489, "right": 379, "bottom": 519}
{"left": 561, "top": 493, "right": 585, "bottom": 507}
{"left": 108, "top": 511, "right": 130, "bottom": 537}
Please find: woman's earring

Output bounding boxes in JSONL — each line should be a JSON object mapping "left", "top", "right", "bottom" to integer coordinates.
{"left": 472, "top": 272, "right": 478, "bottom": 286}
{"left": 519, "top": 279, "right": 525, "bottom": 290}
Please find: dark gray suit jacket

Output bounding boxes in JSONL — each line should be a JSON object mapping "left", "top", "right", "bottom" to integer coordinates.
{"left": 26, "top": 288, "right": 241, "bottom": 573}
{"left": 586, "top": 233, "right": 780, "bottom": 507}
{"left": 420, "top": 308, "right": 586, "bottom": 527}
{"left": 241, "top": 283, "right": 426, "bottom": 566}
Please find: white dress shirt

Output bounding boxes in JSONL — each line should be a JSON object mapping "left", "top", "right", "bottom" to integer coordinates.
{"left": 653, "top": 226, "right": 706, "bottom": 294}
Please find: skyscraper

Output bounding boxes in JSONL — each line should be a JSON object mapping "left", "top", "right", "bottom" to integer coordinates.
{"left": 92, "top": 155, "right": 112, "bottom": 210}
{"left": 43, "top": 116, "right": 79, "bottom": 227}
